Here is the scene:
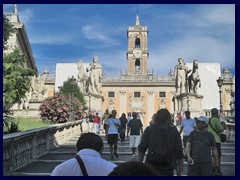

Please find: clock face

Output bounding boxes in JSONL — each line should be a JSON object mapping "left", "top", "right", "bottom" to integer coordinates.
{"left": 133, "top": 49, "right": 142, "bottom": 58}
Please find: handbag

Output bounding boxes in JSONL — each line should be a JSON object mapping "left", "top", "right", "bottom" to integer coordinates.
{"left": 209, "top": 119, "right": 226, "bottom": 142}
{"left": 220, "top": 133, "right": 227, "bottom": 142}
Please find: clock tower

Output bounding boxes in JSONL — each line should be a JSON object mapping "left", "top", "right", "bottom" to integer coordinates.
{"left": 126, "top": 14, "right": 149, "bottom": 75}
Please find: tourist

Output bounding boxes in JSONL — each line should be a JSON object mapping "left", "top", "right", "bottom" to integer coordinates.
{"left": 106, "top": 110, "right": 121, "bottom": 160}
{"left": 179, "top": 111, "right": 196, "bottom": 157}
{"left": 119, "top": 113, "right": 128, "bottom": 142}
{"left": 186, "top": 116, "right": 218, "bottom": 176}
{"left": 207, "top": 108, "right": 226, "bottom": 175}
{"left": 102, "top": 109, "right": 110, "bottom": 137}
{"left": 81, "top": 112, "right": 89, "bottom": 133}
{"left": 88, "top": 112, "right": 94, "bottom": 132}
{"left": 127, "top": 112, "right": 143, "bottom": 158}
{"left": 51, "top": 133, "right": 116, "bottom": 176}
{"left": 93, "top": 112, "right": 101, "bottom": 135}
{"left": 137, "top": 109, "right": 183, "bottom": 176}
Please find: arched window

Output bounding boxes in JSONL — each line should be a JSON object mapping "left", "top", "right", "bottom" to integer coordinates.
{"left": 135, "top": 38, "right": 140, "bottom": 48}
{"left": 135, "top": 59, "right": 141, "bottom": 72}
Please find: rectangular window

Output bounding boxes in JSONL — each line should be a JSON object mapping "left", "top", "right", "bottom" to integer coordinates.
{"left": 108, "top": 92, "right": 115, "bottom": 97}
{"left": 159, "top": 92, "right": 166, "bottom": 97}
{"left": 134, "top": 92, "right": 141, "bottom": 97}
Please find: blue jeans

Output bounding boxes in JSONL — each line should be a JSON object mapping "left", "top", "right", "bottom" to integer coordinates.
{"left": 120, "top": 127, "right": 126, "bottom": 141}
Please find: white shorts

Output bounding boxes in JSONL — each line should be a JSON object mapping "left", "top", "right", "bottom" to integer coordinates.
{"left": 129, "top": 135, "right": 141, "bottom": 148}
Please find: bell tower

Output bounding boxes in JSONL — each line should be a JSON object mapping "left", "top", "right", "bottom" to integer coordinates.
{"left": 126, "top": 14, "right": 149, "bottom": 75}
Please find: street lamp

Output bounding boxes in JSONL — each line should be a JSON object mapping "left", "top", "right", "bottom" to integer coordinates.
{"left": 187, "top": 94, "right": 191, "bottom": 111}
{"left": 88, "top": 92, "right": 92, "bottom": 113}
{"left": 217, "top": 76, "right": 224, "bottom": 114}
{"left": 69, "top": 76, "right": 76, "bottom": 121}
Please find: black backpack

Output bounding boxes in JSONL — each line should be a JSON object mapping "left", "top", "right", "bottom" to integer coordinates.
{"left": 148, "top": 126, "right": 174, "bottom": 166}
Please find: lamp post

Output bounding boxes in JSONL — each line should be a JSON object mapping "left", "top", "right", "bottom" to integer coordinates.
{"left": 217, "top": 76, "right": 224, "bottom": 114}
{"left": 88, "top": 92, "right": 92, "bottom": 113}
{"left": 69, "top": 76, "right": 76, "bottom": 121}
{"left": 187, "top": 94, "right": 190, "bottom": 111}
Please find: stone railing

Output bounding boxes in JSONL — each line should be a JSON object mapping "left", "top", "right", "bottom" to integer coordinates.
{"left": 225, "top": 122, "right": 235, "bottom": 142}
{"left": 3, "top": 121, "right": 81, "bottom": 176}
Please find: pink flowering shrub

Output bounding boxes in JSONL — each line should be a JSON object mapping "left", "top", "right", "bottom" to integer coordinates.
{"left": 39, "top": 93, "right": 83, "bottom": 123}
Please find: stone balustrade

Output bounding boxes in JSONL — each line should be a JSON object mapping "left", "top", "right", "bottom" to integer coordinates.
{"left": 225, "top": 122, "right": 235, "bottom": 142}
{"left": 3, "top": 120, "right": 81, "bottom": 176}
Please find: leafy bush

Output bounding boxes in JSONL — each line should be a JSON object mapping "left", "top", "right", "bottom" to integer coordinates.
{"left": 39, "top": 93, "right": 83, "bottom": 123}
{"left": 3, "top": 113, "right": 21, "bottom": 134}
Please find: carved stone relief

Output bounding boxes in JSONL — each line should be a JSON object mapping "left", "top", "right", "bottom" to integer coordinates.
{"left": 107, "top": 98, "right": 115, "bottom": 112}
{"left": 159, "top": 99, "right": 166, "bottom": 109}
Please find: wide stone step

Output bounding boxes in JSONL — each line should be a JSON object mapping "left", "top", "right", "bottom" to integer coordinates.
{"left": 12, "top": 160, "right": 235, "bottom": 176}
{"left": 11, "top": 133, "right": 235, "bottom": 176}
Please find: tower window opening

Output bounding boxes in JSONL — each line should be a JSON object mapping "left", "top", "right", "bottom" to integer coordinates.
{"left": 135, "top": 38, "right": 140, "bottom": 48}
{"left": 135, "top": 59, "right": 141, "bottom": 72}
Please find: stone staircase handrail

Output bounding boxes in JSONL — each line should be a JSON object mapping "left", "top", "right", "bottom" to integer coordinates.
{"left": 3, "top": 120, "right": 82, "bottom": 176}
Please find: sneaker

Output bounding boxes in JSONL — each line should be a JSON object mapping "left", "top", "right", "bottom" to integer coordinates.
{"left": 110, "top": 155, "right": 114, "bottom": 160}
{"left": 114, "top": 153, "right": 119, "bottom": 158}
{"left": 132, "top": 153, "right": 136, "bottom": 158}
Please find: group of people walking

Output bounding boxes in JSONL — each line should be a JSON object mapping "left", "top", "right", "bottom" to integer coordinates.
{"left": 51, "top": 107, "right": 226, "bottom": 176}
{"left": 80, "top": 111, "right": 101, "bottom": 135}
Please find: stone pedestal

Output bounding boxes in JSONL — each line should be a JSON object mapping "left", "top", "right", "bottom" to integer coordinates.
{"left": 175, "top": 93, "right": 204, "bottom": 118}
{"left": 85, "top": 93, "right": 103, "bottom": 113}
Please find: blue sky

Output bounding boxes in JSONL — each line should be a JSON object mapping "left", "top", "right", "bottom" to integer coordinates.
{"left": 3, "top": 4, "right": 235, "bottom": 76}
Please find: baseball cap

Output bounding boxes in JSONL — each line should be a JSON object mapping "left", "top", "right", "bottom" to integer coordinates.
{"left": 194, "top": 116, "right": 208, "bottom": 124}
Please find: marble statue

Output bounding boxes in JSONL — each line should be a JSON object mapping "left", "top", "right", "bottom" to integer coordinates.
{"left": 30, "top": 75, "right": 46, "bottom": 100}
{"left": 174, "top": 58, "right": 191, "bottom": 95}
{"left": 188, "top": 59, "right": 201, "bottom": 93}
{"left": 87, "top": 56, "right": 103, "bottom": 95}
{"left": 77, "top": 60, "right": 88, "bottom": 93}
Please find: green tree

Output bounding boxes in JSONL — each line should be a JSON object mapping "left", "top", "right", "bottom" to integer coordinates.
{"left": 3, "top": 50, "right": 35, "bottom": 133}
{"left": 3, "top": 14, "right": 15, "bottom": 50}
{"left": 59, "top": 78, "right": 88, "bottom": 111}
{"left": 3, "top": 14, "right": 34, "bottom": 134}
{"left": 3, "top": 49, "right": 35, "bottom": 110}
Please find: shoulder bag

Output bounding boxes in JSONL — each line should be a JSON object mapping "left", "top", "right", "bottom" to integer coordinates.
{"left": 75, "top": 155, "right": 88, "bottom": 176}
{"left": 209, "top": 119, "right": 226, "bottom": 143}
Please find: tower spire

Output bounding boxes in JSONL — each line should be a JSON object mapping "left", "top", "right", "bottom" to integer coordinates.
{"left": 11, "top": 4, "right": 20, "bottom": 23}
{"left": 136, "top": 5, "right": 140, "bottom": 26}
{"left": 13, "top": 4, "right": 18, "bottom": 14}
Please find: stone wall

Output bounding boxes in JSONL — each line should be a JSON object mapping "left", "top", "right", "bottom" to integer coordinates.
{"left": 3, "top": 121, "right": 81, "bottom": 176}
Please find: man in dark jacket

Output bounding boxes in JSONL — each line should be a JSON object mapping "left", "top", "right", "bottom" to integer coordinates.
{"left": 137, "top": 109, "right": 183, "bottom": 176}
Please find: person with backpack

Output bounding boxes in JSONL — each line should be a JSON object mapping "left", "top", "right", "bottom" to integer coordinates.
{"left": 207, "top": 108, "right": 226, "bottom": 175}
{"left": 186, "top": 116, "right": 219, "bottom": 176}
{"left": 137, "top": 109, "right": 183, "bottom": 176}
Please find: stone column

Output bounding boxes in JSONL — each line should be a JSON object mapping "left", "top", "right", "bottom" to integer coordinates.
{"left": 119, "top": 91, "right": 127, "bottom": 115}
{"left": 147, "top": 90, "right": 154, "bottom": 125}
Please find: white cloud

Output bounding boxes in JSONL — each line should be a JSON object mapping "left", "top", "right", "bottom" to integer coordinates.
{"left": 82, "top": 24, "right": 120, "bottom": 46}
{"left": 30, "top": 34, "right": 74, "bottom": 44}
{"left": 149, "top": 35, "right": 235, "bottom": 75}
{"left": 204, "top": 4, "right": 235, "bottom": 25}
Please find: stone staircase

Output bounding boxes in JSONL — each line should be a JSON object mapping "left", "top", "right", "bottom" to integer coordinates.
{"left": 12, "top": 131, "right": 235, "bottom": 176}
